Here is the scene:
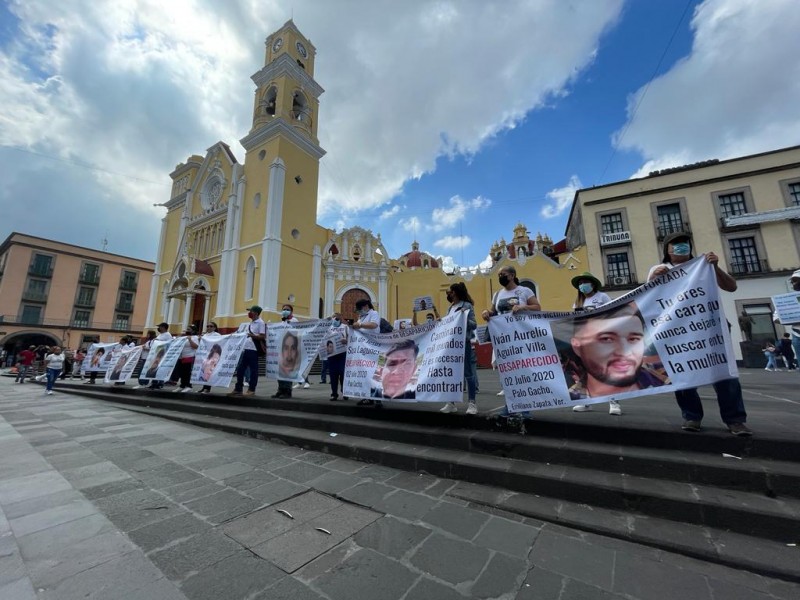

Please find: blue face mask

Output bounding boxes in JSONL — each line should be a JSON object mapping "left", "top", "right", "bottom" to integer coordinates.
{"left": 578, "top": 283, "right": 594, "bottom": 294}
{"left": 281, "top": 309, "right": 291, "bottom": 318}
{"left": 332, "top": 319, "right": 341, "bottom": 327}
{"left": 671, "top": 242, "right": 691, "bottom": 256}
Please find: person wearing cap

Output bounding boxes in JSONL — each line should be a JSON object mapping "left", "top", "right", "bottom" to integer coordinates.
{"left": 146, "top": 322, "right": 173, "bottom": 389}
{"left": 271, "top": 304, "right": 298, "bottom": 399}
{"left": 569, "top": 272, "right": 620, "bottom": 415}
{"left": 773, "top": 269, "right": 800, "bottom": 371}
{"left": 647, "top": 233, "right": 752, "bottom": 437}
{"left": 230, "top": 305, "right": 266, "bottom": 397}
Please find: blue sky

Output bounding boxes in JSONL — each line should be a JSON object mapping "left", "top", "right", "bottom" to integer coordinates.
{"left": 1, "top": 1, "right": 798, "bottom": 269}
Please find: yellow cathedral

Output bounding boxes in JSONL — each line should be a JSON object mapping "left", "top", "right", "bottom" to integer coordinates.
{"left": 144, "top": 21, "right": 588, "bottom": 333}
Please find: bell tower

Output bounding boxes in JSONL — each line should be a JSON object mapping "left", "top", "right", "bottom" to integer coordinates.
{"left": 237, "top": 20, "right": 326, "bottom": 316}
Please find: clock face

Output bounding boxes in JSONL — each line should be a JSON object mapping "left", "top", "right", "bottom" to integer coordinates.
{"left": 296, "top": 41, "right": 307, "bottom": 58}
{"left": 272, "top": 37, "right": 283, "bottom": 52}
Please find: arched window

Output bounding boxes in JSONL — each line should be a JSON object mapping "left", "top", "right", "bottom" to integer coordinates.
{"left": 245, "top": 256, "right": 256, "bottom": 300}
{"left": 291, "top": 91, "right": 310, "bottom": 126}
{"left": 519, "top": 279, "right": 538, "bottom": 297}
{"left": 263, "top": 86, "right": 277, "bottom": 116}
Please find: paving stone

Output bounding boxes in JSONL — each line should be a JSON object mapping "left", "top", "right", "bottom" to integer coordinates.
{"left": 410, "top": 533, "right": 490, "bottom": 585}
{"left": 200, "top": 461, "right": 253, "bottom": 481}
{"left": 374, "top": 489, "right": 438, "bottom": 521}
{"left": 293, "top": 541, "right": 356, "bottom": 582}
{"left": 81, "top": 478, "right": 146, "bottom": 500}
{"left": 473, "top": 516, "right": 540, "bottom": 558}
{"left": 355, "top": 464, "right": 399, "bottom": 482}
{"left": 255, "top": 575, "right": 326, "bottom": 600}
{"left": 295, "top": 451, "right": 339, "bottom": 466}
{"left": 272, "top": 461, "right": 329, "bottom": 484}
{"left": 180, "top": 456, "right": 231, "bottom": 471}
{"left": 220, "top": 469, "right": 277, "bottom": 492}
{"left": 127, "top": 513, "right": 213, "bottom": 553}
{"left": 93, "top": 488, "right": 168, "bottom": 514}
{"left": 470, "top": 552, "right": 528, "bottom": 598}
{"left": 611, "top": 551, "right": 714, "bottom": 600}
{"left": 423, "top": 478, "right": 457, "bottom": 498}
{"left": 180, "top": 550, "right": 284, "bottom": 600}
{"left": 36, "top": 549, "right": 164, "bottom": 600}
{"left": 323, "top": 457, "right": 366, "bottom": 473}
{"left": 385, "top": 472, "right": 439, "bottom": 493}
{"left": 184, "top": 489, "right": 256, "bottom": 520}
{"left": 149, "top": 530, "right": 242, "bottom": 582}
{"left": 421, "top": 501, "right": 489, "bottom": 540}
{"left": 105, "top": 500, "right": 186, "bottom": 533}
{"left": 251, "top": 503, "right": 381, "bottom": 572}
{"left": 336, "top": 481, "right": 393, "bottom": 508}
{"left": 163, "top": 481, "right": 222, "bottom": 504}
{"left": 354, "top": 516, "right": 432, "bottom": 559}
{"left": 515, "top": 567, "right": 565, "bottom": 600}
{"left": 247, "top": 478, "right": 308, "bottom": 505}
{"left": 15, "top": 513, "right": 114, "bottom": 561}
{"left": 308, "top": 470, "right": 361, "bottom": 495}
{"left": 0, "top": 471, "right": 71, "bottom": 504}
{"left": 9, "top": 496, "right": 98, "bottom": 537}
{"left": 0, "top": 577, "right": 37, "bottom": 600}
{"left": 2, "top": 489, "right": 86, "bottom": 520}
{"left": 45, "top": 451, "right": 106, "bottom": 470}
{"left": 706, "top": 578, "right": 779, "bottom": 600}
{"left": 405, "top": 576, "right": 467, "bottom": 600}
{"left": 313, "top": 548, "right": 417, "bottom": 600}
{"left": 528, "top": 529, "right": 616, "bottom": 592}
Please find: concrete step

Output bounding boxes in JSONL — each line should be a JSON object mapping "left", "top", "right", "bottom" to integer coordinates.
{"left": 60, "top": 390, "right": 800, "bottom": 551}
{"left": 61, "top": 388, "right": 800, "bottom": 501}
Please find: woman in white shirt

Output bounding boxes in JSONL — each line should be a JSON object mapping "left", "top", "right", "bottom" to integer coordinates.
{"left": 571, "top": 272, "right": 612, "bottom": 311}
{"left": 44, "top": 347, "right": 65, "bottom": 395}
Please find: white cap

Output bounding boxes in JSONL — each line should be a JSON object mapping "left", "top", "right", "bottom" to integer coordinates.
{"left": 792, "top": 269, "right": 800, "bottom": 280}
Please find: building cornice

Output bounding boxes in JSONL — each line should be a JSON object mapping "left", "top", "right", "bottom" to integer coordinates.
{"left": 251, "top": 53, "right": 324, "bottom": 98}
{"left": 240, "top": 119, "right": 326, "bottom": 159}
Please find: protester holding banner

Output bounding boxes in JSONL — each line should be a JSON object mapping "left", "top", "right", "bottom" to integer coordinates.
{"left": 440, "top": 282, "right": 479, "bottom": 415}
{"left": 198, "top": 322, "right": 222, "bottom": 393}
{"left": 231, "top": 305, "right": 266, "bottom": 397}
{"left": 326, "top": 313, "right": 348, "bottom": 401}
{"left": 270, "top": 304, "right": 298, "bottom": 399}
{"left": 146, "top": 323, "right": 173, "bottom": 389}
{"left": 352, "top": 298, "right": 380, "bottom": 330}
{"left": 132, "top": 331, "right": 156, "bottom": 389}
{"left": 647, "top": 232, "right": 751, "bottom": 436}
{"left": 84, "top": 344, "right": 105, "bottom": 385}
{"left": 481, "top": 265, "right": 541, "bottom": 321}
{"left": 368, "top": 339, "right": 419, "bottom": 404}
{"left": 70, "top": 348, "right": 85, "bottom": 380}
{"left": 174, "top": 326, "right": 199, "bottom": 393}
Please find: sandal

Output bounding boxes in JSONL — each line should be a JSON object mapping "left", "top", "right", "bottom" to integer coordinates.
{"left": 357, "top": 399, "right": 374, "bottom": 406}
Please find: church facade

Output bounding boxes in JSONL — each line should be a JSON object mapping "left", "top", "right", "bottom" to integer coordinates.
{"left": 145, "top": 21, "right": 588, "bottom": 333}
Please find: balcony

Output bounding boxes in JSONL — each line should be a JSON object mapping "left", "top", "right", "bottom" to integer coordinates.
{"left": 21, "top": 290, "right": 48, "bottom": 303}
{"left": 115, "top": 303, "right": 134, "bottom": 313}
{"left": 119, "top": 279, "right": 138, "bottom": 291}
{"left": 604, "top": 273, "right": 639, "bottom": 290}
{"left": 656, "top": 223, "right": 692, "bottom": 241}
{"left": 75, "top": 297, "right": 96, "bottom": 308}
{"left": 718, "top": 215, "right": 759, "bottom": 233}
{"left": 28, "top": 265, "right": 53, "bottom": 278}
{"left": 79, "top": 272, "right": 101, "bottom": 285}
{"left": 730, "top": 259, "right": 770, "bottom": 276}
{"left": 0, "top": 313, "right": 142, "bottom": 331}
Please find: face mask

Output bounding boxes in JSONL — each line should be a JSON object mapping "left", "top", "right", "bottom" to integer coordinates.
{"left": 359, "top": 308, "right": 369, "bottom": 316}
{"left": 671, "top": 242, "right": 691, "bottom": 256}
{"left": 332, "top": 319, "right": 341, "bottom": 327}
{"left": 498, "top": 275, "right": 509, "bottom": 287}
{"left": 281, "top": 309, "right": 291, "bottom": 318}
{"left": 247, "top": 312, "right": 255, "bottom": 320}
{"left": 446, "top": 292, "right": 454, "bottom": 302}
{"left": 578, "top": 283, "right": 594, "bottom": 295}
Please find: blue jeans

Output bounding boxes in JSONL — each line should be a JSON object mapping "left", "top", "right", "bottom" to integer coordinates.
{"left": 320, "top": 359, "right": 328, "bottom": 383}
{"left": 464, "top": 342, "right": 477, "bottom": 401}
{"left": 46, "top": 368, "right": 60, "bottom": 391}
{"left": 235, "top": 349, "right": 259, "bottom": 392}
{"left": 15, "top": 364, "right": 31, "bottom": 382}
{"left": 792, "top": 336, "right": 800, "bottom": 370}
{"left": 764, "top": 352, "right": 777, "bottom": 369}
{"left": 675, "top": 378, "right": 747, "bottom": 425}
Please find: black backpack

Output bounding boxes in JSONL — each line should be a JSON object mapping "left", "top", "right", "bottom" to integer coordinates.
{"left": 379, "top": 318, "right": 393, "bottom": 333}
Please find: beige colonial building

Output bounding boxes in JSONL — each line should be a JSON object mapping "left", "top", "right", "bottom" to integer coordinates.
{"left": 0, "top": 233, "right": 154, "bottom": 355}
{"left": 566, "top": 145, "right": 800, "bottom": 360}
{"left": 147, "top": 21, "right": 588, "bottom": 334}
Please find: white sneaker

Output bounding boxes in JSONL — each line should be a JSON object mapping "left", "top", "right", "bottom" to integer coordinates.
{"left": 292, "top": 383, "right": 301, "bottom": 389}
{"left": 132, "top": 385, "right": 142, "bottom": 390}
{"left": 572, "top": 404, "right": 591, "bottom": 412}
{"left": 303, "top": 382, "right": 310, "bottom": 389}
{"left": 496, "top": 390, "right": 505, "bottom": 396}
{"left": 172, "top": 387, "right": 182, "bottom": 393}
{"left": 466, "top": 402, "right": 478, "bottom": 415}
{"left": 764, "top": 367, "right": 772, "bottom": 371}
{"left": 46, "top": 390, "right": 53, "bottom": 395}
{"left": 35, "top": 374, "right": 45, "bottom": 382}
{"left": 440, "top": 402, "right": 458, "bottom": 414}
{"left": 609, "top": 401, "right": 622, "bottom": 416}
{"left": 180, "top": 387, "right": 191, "bottom": 393}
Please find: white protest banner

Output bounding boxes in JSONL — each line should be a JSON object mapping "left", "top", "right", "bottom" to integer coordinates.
{"left": 489, "top": 257, "right": 737, "bottom": 413}
{"left": 155, "top": 337, "right": 188, "bottom": 381}
{"left": 772, "top": 291, "right": 800, "bottom": 325}
{"left": 344, "top": 310, "right": 467, "bottom": 403}
{"left": 138, "top": 340, "right": 172, "bottom": 384}
{"left": 413, "top": 296, "right": 435, "bottom": 312}
{"left": 190, "top": 333, "right": 248, "bottom": 387}
{"left": 318, "top": 327, "right": 348, "bottom": 360}
{"left": 105, "top": 346, "right": 142, "bottom": 383}
{"left": 267, "top": 320, "right": 333, "bottom": 382}
{"left": 82, "top": 343, "right": 120, "bottom": 373}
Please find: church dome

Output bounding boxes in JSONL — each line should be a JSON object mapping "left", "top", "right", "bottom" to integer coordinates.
{"left": 399, "top": 241, "right": 439, "bottom": 269}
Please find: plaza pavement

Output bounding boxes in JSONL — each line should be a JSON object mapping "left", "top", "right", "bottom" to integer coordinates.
{"left": 0, "top": 370, "right": 798, "bottom": 600}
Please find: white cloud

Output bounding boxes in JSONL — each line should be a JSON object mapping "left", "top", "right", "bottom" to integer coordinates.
{"left": 379, "top": 204, "right": 402, "bottom": 220}
{"left": 430, "top": 195, "right": 491, "bottom": 232}
{"left": 615, "top": 0, "right": 800, "bottom": 173}
{"left": 434, "top": 235, "right": 471, "bottom": 250}
{"left": 399, "top": 216, "right": 421, "bottom": 234}
{"left": 0, "top": 0, "right": 625, "bottom": 258}
{"left": 540, "top": 175, "right": 582, "bottom": 218}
